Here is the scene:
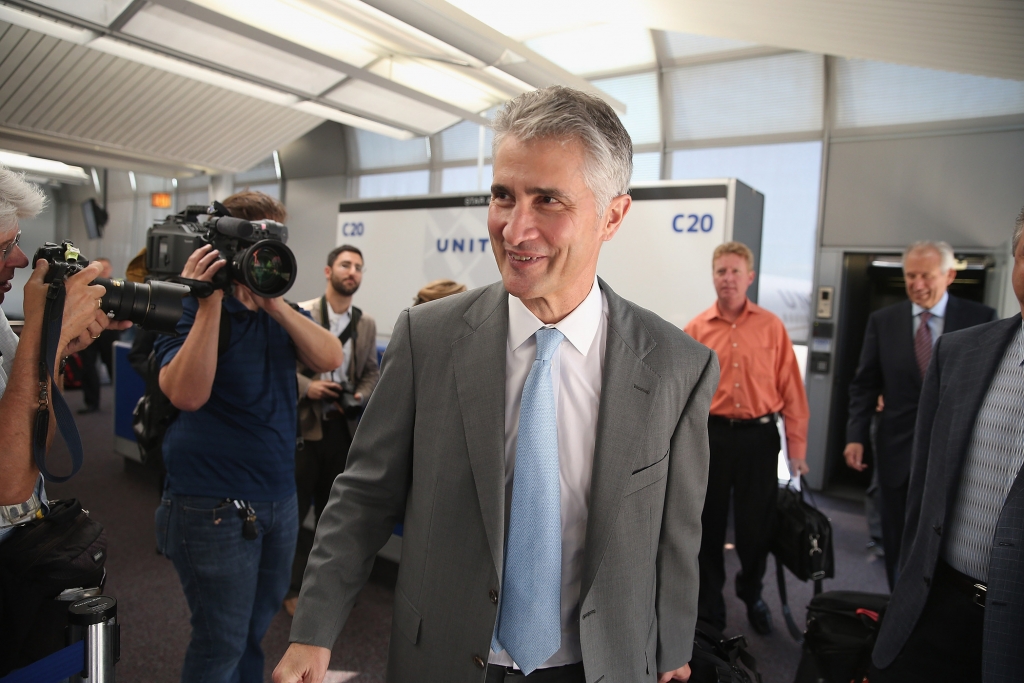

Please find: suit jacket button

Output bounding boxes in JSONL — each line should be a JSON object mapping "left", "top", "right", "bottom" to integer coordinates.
{"left": 933, "top": 524, "right": 942, "bottom": 535}
{"left": 473, "top": 655, "right": 486, "bottom": 669}
{"left": 489, "top": 589, "right": 498, "bottom": 604}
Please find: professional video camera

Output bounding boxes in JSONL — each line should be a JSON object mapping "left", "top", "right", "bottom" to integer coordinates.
{"left": 146, "top": 201, "right": 296, "bottom": 298}
{"left": 34, "top": 241, "right": 190, "bottom": 335}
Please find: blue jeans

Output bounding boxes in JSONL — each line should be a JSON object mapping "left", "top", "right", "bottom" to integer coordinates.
{"left": 156, "top": 493, "right": 298, "bottom": 683}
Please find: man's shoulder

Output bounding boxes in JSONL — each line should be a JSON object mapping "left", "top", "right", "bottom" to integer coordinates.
{"left": 297, "top": 296, "right": 320, "bottom": 312}
{"left": 940, "top": 314, "right": 1018, "bottom": 353}
{"left": 869, "top": 299, "right": 911, "bottom": 324}
{"left": 406, "top": 282, "right": 504, "bottom": 335}
{"left": 947, "top": 295, "right": 997, "bottom": 322}
{"left": 609, "top": 290, "right": 713, "bottom": 366}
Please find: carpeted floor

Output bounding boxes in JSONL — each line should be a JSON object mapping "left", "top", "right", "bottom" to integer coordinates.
{"left": 45, "top": 386, "right": 887, "bottom": 683}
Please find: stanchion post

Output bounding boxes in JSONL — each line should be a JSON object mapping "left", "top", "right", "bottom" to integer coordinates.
{"left": 67, "top": 596, "right": 119, "bottom": 682}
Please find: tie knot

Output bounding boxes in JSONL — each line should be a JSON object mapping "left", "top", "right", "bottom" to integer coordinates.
{"left": 920, "top": 311, "right": 932, "bottom": 324}
{"left": 534, "top": 328, "right": 564, "bottom": 362}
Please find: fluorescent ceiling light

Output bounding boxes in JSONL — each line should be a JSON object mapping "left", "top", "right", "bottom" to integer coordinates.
{"left": 292, "top": 101, "right": 414, "bottom": 139}
{"left": 0, "top": 4, "right": 97, "bottom": 44}
{"left": 368, "top": 56, "right": 505, "bottom": 113}
{"left": 29, "top": 0, "right": 134, "bottom": 27}
{"left": 525, "top": 24, "right": 656, "bottom": 76}
{"left": 123, "top": 5, "right": 346, "bottom": 95}
{"left": 88, "top": 36, "right": 300, "bottom": 106}
{"left": 326, "top": 79, "right": 461, "bottom": 134}
{"left": 0, "top": 151, "right": 90, "bottom": 184}
{"left": 188, "top": 0, "right": 380, "bottom": 68}
{"left": 128, "top": 171, "right": 137, "bottom": 192}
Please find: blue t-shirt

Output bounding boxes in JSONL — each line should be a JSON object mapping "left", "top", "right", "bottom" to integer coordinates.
{"left": 154, "top": 295, "right": 304, "bottom": 501}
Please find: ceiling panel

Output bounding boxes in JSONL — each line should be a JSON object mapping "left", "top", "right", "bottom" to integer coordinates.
{"left": 325, "top": 78, "right": 461, "bottom": 134}
{"left": 0, "top": 20, "right": 324, "bottom": 173}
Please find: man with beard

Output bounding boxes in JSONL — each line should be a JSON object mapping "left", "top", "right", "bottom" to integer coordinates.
{"left": 286, "top": 244, "right": 379, "bottom": 614}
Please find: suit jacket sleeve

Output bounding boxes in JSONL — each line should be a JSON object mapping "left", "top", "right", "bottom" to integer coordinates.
{"left": 900, "top": 335, "right": 944, "bottom": 570}
{"left": 657, "top": 348, "right": 719, "bottom": 671}
{"left": 290, "top": 309, "right": 415, "bottom": 649}
{"left": 354, "top": 316, "right": 380, "bottom": 398}
{"left": 847, "top": 313, "right": 883, "bottom": 445}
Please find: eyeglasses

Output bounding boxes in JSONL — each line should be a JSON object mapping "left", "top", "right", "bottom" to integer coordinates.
{"left": 336, "top": 260, "right": 364, "bottom": 273}
{"left": 0, "top": 231, "right": 21, "bottom": 263}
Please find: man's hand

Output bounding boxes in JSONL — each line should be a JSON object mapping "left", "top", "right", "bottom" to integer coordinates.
{"left": 658, "top": 663, "right": 691, "bottom": 682}
{"left": 844, "top": 442, "right": 867, "bottom": 471}
{"left": 182, "top": 244, "right": 226, "bottom": 309}
{"left": 306, "top": 380, "right": 342, "bottom": 401}
{"left": 273, "top": 643, "right": 331, "bottom": 683}
{"left": 789, "top": 457, "right": 810, "bottom": 476}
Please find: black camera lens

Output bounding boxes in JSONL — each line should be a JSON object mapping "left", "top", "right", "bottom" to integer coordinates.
{"left": 96, "top": 278, "right": 191, "bottom": 334}
{"left": 234, "top": 240, "right": 295, "bottom": 298}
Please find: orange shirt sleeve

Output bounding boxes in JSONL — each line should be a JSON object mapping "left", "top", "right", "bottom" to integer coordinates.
{"left": 774, "top": 322, "right": 809, "bottom": 461}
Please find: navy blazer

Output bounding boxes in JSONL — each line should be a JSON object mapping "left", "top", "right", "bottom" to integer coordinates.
{"left": 873, "top": 314, "right": 1024, "bottom": 681}
{"left": 847, "top": 296, "right": 996, "bottom": 488}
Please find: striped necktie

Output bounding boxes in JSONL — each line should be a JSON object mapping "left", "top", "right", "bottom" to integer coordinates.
{"left": 493, "top": 327, "right": 564, "bottom": 674}
{"left": 915, "top": 311, "right": 933, "bottom": 378}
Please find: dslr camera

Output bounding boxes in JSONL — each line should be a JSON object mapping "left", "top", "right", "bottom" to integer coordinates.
{"left": 146, "top": 201, "right": 296, "bottom": 298}
{"left": 34, "top": 242, "right": 190, "bottom": 335}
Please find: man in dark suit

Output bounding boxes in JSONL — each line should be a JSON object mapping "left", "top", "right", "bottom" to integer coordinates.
{"left": 845, "top": 241, "right": 996, "bottom": 587}
{"left": 872, "top": 212, "right": 1024, "bottom": 682}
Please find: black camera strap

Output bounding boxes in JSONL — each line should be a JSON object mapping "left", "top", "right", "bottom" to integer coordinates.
{"left": 33, "top": 280, "right": 85, "bottom": 482}
{"left": 319, "top": 296, "right": 361, "bottom": 346}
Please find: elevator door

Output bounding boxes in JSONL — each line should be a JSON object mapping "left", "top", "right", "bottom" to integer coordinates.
{"left": 824, "top": 253, "right": 992, "bottom": 495}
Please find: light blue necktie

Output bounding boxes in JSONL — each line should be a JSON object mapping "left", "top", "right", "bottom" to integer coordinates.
{"left": 493, "top": 327, "right": 564, "bottom": 674}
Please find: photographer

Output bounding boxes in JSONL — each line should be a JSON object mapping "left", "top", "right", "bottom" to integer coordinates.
{"left": 153, "top": 191, "right": 342, "bottom": 683}
{"left": 0, "top": 166, "right": 129, "bottom": 537}
{"left": 287, "top": 244, "right": 379, "bottom": 614}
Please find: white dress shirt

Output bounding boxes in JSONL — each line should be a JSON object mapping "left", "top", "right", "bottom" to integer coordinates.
{"left": 490, "top": 278, "right": 607, "bottom": 670}
{"left": 911, "top": 291, "right": 948, "bottom": 344}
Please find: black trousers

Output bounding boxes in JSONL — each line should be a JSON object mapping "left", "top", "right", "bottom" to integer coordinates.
{"left": 290, "top": 417, "right": 353, "bottom": 593}
{"left": 79, "top": 329, "right": 116, "bottom": 409}
{"left": 697, "top": 418, "right": 781, "bottom": 630}
{"left": 879, "top": 479, "right": 908, "bottom": 590}
{"left": 870, "top": 561, "right": 983, "bottom": 683}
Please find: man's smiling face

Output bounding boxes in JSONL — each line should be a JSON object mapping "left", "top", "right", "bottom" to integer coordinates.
{"left": 487, "top": 135, "right": 622, "bottom": 316}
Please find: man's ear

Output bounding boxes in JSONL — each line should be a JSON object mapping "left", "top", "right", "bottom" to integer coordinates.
{"left": 748, "top": 269, "right": 757, "bottom": 286}
{"left": 324, "top": 265, "right": 331, "bottom": 279}
{"left": 601, "top": 194, "right": 632, "bottom": 242}
{"left": 944, "top": 268, "right": 957, "bottom": 286}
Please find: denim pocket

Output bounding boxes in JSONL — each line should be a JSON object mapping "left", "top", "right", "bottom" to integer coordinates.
{"left": 155, "top": 497, "right": 172, "bottom": 556}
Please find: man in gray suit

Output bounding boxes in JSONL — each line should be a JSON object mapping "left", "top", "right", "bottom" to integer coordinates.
{"left": 274, "top": 87, "right": 718, "bottom": 683}
{"left": 872, "top": 208, "right": 1024, "bottom": 683}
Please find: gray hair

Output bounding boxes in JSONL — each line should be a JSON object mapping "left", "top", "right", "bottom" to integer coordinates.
{"left": 492, "top": 86, "right": 632, "bottom": 212}
{"left": 0, "top": 165, "right": 45, "bottom": 232}
{"left": 1014, "top": 206, "right": 1024, "bottom": 254}
{"left": 902, "top": 240, "right": 955, "bottom": 273}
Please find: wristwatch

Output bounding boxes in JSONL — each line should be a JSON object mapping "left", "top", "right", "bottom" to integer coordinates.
{"left": 0, "top": 492, "right": 43, "bottom": 529}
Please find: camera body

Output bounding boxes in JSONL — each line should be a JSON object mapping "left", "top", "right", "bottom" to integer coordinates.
{"left": 34, "top": 241, "right": 190, "bottom": 335}
{"left": 146, "top": 202, "right": 296, "bottom": 298}
{"left": 337, "top": 381, "right": 364, "bottom": 418}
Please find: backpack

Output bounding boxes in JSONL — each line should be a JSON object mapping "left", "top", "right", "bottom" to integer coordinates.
{"left": 794, "top": 591, "right": 889, "bottom": 683}
{"left": 131, "top": 303, "right": 232, "bottom": 465}
{"left": 689, "top": 620, "right": 763, "bottom": 683}
{"left": 0, "top": 499, "right": 107, "bottom": 675}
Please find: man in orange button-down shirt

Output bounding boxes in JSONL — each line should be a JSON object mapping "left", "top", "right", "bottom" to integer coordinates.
{"left": 685, "top": 241, "right": 809, "bottom": 636}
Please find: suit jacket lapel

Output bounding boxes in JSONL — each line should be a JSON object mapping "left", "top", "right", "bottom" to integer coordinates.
{"left": 899, "top": 301, "right": 924, "bottom": 387}
{"left": 580, "top": 279, "right": 659, "bottom": 604}
{"left": 943, "top": 315, "right": 1022, "bottom": 498}
{"left": 452, "top": 284, "right": 509, "bottom": 577}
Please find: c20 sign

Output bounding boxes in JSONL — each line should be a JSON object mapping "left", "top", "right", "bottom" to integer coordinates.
{"left": 672, "top": 214, "right": 714, "bottom": 233}
{"left": 341, "top": 221, "right": 365, "bottom": 237}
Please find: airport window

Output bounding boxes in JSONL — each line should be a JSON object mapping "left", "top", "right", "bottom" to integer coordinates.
{"left": 441, "top": 165, "right": 493, "bottom": 194}
{"left": 667, "top": 53, "right": 824, "bottom": 142}
{"left": 671, "top": 141, "right": 823, "bottom": 342}
{"left": 439, "top": 120, "right": 493, "bottom": 163}
{"left": 354, "top": 129, "right": 430, "bottom": 171}
{"left": 592, "top": 71, "right": 662, "bottom": 146}
{"left": 631, "top": 152, "right": 662, "bottom": 182}
{"left": 834, "top": 58, "right": 1024, "bottom": 129}
{"left": 358, "top": 170, "right": 430, "bottom": 198}
{"left": 661, "top": 31, "right": 759, "bottom": 61}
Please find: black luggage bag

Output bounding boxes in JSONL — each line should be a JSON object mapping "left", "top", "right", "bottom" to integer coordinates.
{"left": 793, "top": 591, "right": 889, "bottom": 683}
{"left": 689, "top": 619, "right": 763, "bottom": 683}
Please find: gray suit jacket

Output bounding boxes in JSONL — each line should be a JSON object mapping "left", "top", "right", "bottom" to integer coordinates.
{"left": 873, "top": 314, "right": 1024, "bottom": 681}
{"left": 291, "top": 279, "right": 719, "bottom": 682}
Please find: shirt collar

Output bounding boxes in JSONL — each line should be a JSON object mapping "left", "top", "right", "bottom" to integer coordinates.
{"left": 508, "top": 277, "right": 604, "bottom": 357}
{"left": 912, "top": 291, "right": 949, "bottom": 318}
{"left": 709, "top": 298, "right": 756, "bottom": 323}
